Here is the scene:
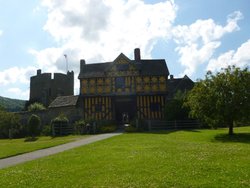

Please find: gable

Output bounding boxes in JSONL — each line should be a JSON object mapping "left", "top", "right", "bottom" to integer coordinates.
{"left": 106, "top": 53, "right": 139, "bottom": 76}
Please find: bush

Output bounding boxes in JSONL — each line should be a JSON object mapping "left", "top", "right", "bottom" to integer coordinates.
{"left": 51, "top": 114, "right": 70, "bottom": 136}
{"left": 124, "top": 125, "right": 138, "bottom": 133}
{"left": 28, "top": 102, "right": 46, "bottom": 112}
{"left": 97, "top": 120, "right": 117, "bottom": 133}
{"left": 51, "top": 114, "right": 69, "bottom": 124}
{"left": 41, "top": 125, "right": 51, "bottom": 136}
{"left": 73, "top": 120, "right": 86, "bottom": 134}
{"left": 99, "top": 124, "right": 117, "bottom": 133}
{"left": 27, "top": 114, "right": 41, "bottom": 138}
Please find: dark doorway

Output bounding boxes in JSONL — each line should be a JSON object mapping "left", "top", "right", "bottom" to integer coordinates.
{"left": 114, "top": 96, "right": 136, "bottom": 123}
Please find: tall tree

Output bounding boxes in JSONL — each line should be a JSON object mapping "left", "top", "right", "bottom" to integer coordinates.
{"left": 185, "top": 66, "right": 250, "bottom": 135}
{"left": 165, "top": 90, "right": 190, "bottom": 120}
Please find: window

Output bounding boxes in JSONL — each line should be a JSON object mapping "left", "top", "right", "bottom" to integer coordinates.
{"left": 117, "top": 64, "right": 129, "bottom": 71}
{"left": 95, "top": 104, "right": 102, "bottom": 112}
{"left": 115, "top": 77, "right": 125, "bottom": 89}
{"left": 150, "top": 103, "right": 160, "bottom": 112}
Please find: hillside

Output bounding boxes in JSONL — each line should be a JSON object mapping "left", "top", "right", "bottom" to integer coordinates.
{"left": 0, "top": 96, "right": 26, "bottom": 112}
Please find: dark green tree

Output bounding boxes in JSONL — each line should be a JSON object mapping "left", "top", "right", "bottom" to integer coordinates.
{"left": 28, "top": 114, "right": 41, "bottom": 138}
{"left": 165, "top": 90, "right": 190, "bottom": 120}
{"left": 185, "top": 66, "right": 250, "bottom": 135}
{"left": 0, "top": 110, "right": 21, "bottom": 138}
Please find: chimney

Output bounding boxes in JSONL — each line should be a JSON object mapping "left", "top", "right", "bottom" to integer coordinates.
{"left": 37, "top": 69, "right": 41, "bottom": 75}
{"left": 80, "top": 59, "right": 85, "bottom": 71}
{"left": 134, "top": 48, "right": 141, "bottom": 61}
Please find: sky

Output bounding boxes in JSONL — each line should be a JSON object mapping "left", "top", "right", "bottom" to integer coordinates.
{"left": 0, "top": 0, "right": 249, "bottom": 100}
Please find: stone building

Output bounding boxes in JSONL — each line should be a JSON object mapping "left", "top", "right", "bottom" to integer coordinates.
{"left": 167, "top": 74, "right": 194, "bottom": 100}
{"left": 29, "top": 69, "right": 74, "bottom": 107}
{"left": 78, "top": 48, "right": 169, "bottom": 123}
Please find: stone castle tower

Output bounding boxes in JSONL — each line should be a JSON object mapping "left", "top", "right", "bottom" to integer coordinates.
{"left": 29, "top": 69, "right": 74, "bottom": 107}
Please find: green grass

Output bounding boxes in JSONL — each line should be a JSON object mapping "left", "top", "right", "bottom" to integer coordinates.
{"left": 0, "top": 127, "right": 249, "bottom": 187}
{"left": 0, "top": 135, "right": 89, "bottom": 159}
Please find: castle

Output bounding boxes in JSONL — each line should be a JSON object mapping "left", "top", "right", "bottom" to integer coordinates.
{"left": 28, "top": 48, "right": 194, "bottom": 124}
{"left": 29, "top": 69, "right": 74, "bottom": 107}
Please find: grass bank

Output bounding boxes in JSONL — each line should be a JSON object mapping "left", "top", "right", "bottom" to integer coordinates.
{"left": 0, "top": 135, "right": 89, "bottom": 159}
{"left": 0, "top": 127, "right": 249, "bottom": 187}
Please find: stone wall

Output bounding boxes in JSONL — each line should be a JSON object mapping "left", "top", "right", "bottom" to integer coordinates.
{"left": 18, "top": 107, "right": 84, "bottom": 126}
{"left": 29, "top": 70, "right": 74, "bottom": 107}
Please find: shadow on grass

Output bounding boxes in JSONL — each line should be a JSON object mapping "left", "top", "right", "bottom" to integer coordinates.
{"left": 214, "top": 133, "right": 250, "bottom": 144}
{"left": 24, "top": 137, "right": 38, "bottom": 142}
{"left": 129, "top": 129, "right": 201, "bottom": 135}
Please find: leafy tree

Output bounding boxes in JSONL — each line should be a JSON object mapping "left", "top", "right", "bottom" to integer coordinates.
{"left": 0, "top": 109, "right": 22, "bottom": 138}
{"left": 28, "top": 102, "right": 46, "bottom": 112}
{"left": 165, "top": 90, "right": 190, "bottom": 120}
{"left": 185, "top": 66, "right": 250, "bottom": 135}
{"left": 28, "top": 114, "right": 41, "bottom": 138}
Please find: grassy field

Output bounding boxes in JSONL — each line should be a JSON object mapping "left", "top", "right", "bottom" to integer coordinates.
{"left": 0, "top": 127, "right": 249, "bottom": 187}
{"left": 0, "top": 135, "right": 89, "bottom": 159}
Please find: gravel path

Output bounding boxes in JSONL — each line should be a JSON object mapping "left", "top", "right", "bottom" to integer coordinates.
{"left": 0, "top": 132, "right": 122, "bottom": 169}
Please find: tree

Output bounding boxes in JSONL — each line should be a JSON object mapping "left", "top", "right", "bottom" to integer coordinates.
{"left": 185, "top": 66, "right": 250, "bottom": 135}
{"left": 165, "top": 90, "right": 190, "bottom": 120}
{"left": 28, "top": 114, "right": 41, "bottom": 138}
{"left": 28, "top": 102, "right": 46, "bottom": 112}
{"left": 0, "top": 110, "right": 21, "bottom": 138}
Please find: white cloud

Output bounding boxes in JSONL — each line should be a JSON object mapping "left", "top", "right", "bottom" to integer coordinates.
{"left": 7, "top": 88, "right": 29, "bottom": 99}
{"left": 0, "top": 30, "right": 3, "bottom": 36}
{"left": 29, "top": 0, "right": 178, "bottom": 95}
{"left": 207, "top": 39, "right": 250, "bottom": 72}
{"left": 31, "top": 0, "right": 177, "bottom": 72}
{"left": 0, "top": 66, "right": 37, "bottom": 86}
{"left": 172, "top": 11, "right": 243, "bottom": 76}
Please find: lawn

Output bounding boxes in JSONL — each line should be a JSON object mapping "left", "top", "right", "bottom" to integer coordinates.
{"left": 0, "top": 135, "right": 89, "bottom": 159}
{"left": 0, "top": 127, "right": 249, "bottom": 187}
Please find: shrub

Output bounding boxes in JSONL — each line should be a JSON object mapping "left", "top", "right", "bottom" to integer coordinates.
{"left": 28, "top": 102, "right": 46, "bottom": 112}
{"left": 97, "top": 120, "right": 117, "bottom": 133}
{"left": 124, "top": 125, "right": 138, "bottom": 133}
{"left": 99, "top": 124, "right": 117, "bottom": 133}
{"left": 41, "top": 125, "right": 51, "bottom": 136}
{"left": 51, "top": 114, "right": 69, "bottom": 124}
{"left": 27, "top": 114, "right": 41, "bottom": 138}
{"left": 51, "top": 114, "right": 70, "bottom": 136}
{"left": 73, "top": 120, "right": 86, "bottom": 134}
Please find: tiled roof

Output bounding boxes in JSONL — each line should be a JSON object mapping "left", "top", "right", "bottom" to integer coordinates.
{"left": 78, "top": 59, "right": 169, "bottom": 78}
{"left": 167, "top": 75, "right": 194, "bottom": 99}
{"left": 49, "top": 95, "right": 79, "bottom": 108}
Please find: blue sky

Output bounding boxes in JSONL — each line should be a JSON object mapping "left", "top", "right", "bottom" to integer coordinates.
{"left": 0, "top": 0, "right": 249, "bottom": 100}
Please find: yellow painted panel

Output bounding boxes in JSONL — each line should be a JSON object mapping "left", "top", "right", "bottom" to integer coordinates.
{"left": 136, "top": 85, "right": 142, "bottom": 92}
{"left": 97, "top": 78, "right": 103, "bottom": 85}
{"left": 82, "top": 87, "right": 87, "bottom": 94}
{"left": 145, "top": 85, "right": 150, "bottom": 92}
{"left": 152, "top": 84, "right": 158, "bottom": 92}
{"left": 82, "top": 79, "right": 88, "bottom": 86}
{"left": 151, "top": 76, "right": 157, "bottom": 83}
{"left": 159, "top": 84, "right": 166, "bottom": 91}
{"left": 105, "top": 78, "right": 111, "bottom": 84}
{"left": 143, "top": 76, "right": 150, "bottom": 83}
{"left": 136, "top": 77, "right": 142, "bottom": 83}
{"left": 90, "top": 79, "right": 95, "bottom": 85}
{"left": 159, "top": 76, "right": 166, "bottom": 82}
{"left": 90, "top": 87, "right": 95, "bottom": 94}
